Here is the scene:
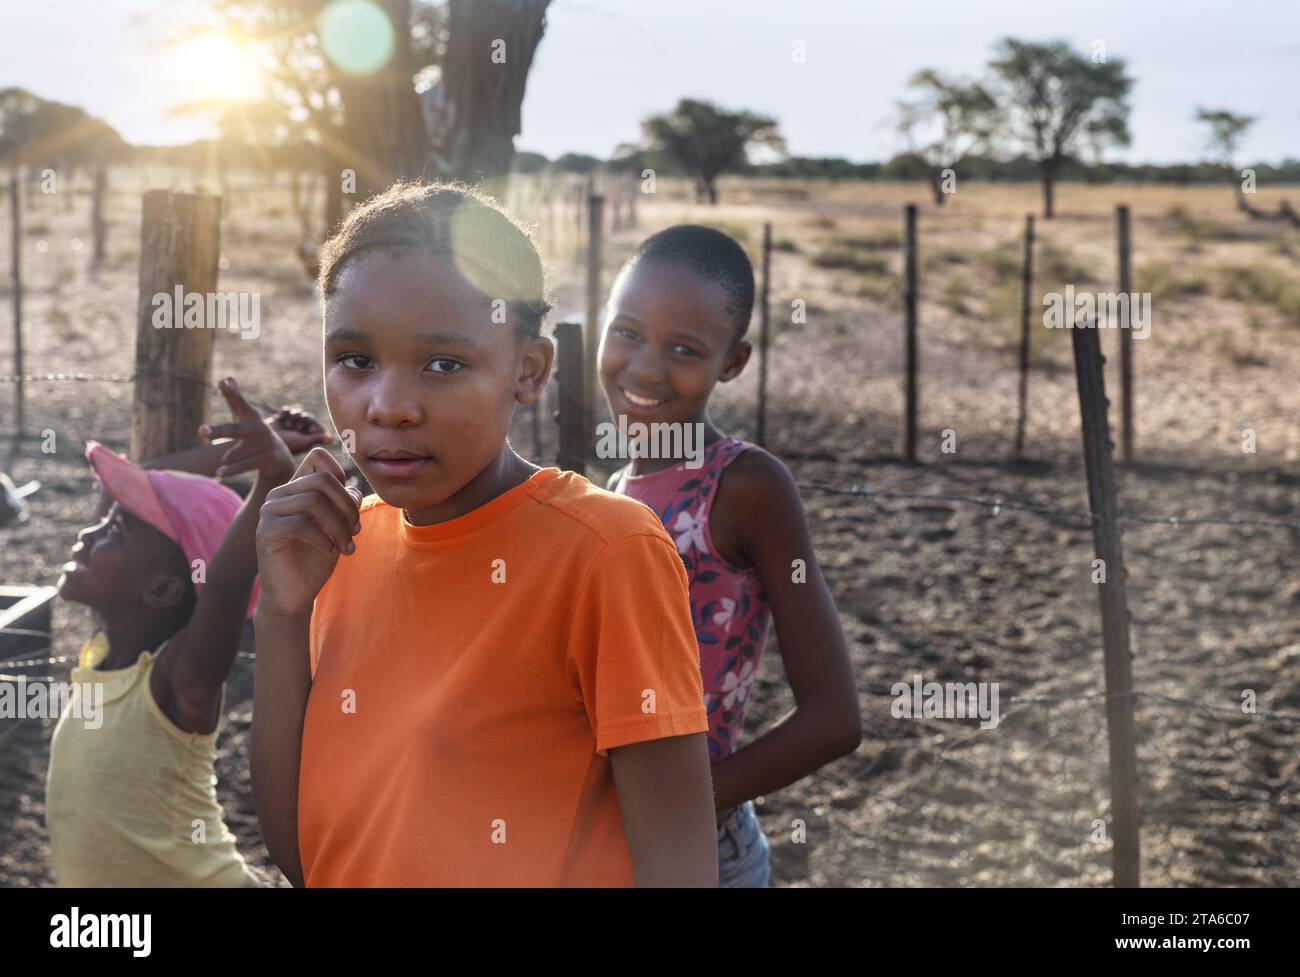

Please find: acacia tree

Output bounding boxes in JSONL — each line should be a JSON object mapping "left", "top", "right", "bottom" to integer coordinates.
{"left": 0, "top": 88, "right": 125, "bottom": 182}
{"left": 988, "top": 38, "right": 1132, "bottom": 218}
{"left": 896, "top": 69, "right": 997, "bottom": 205}
{"left": 1194, "top": 107, "right": 1255, "bottom": 203}
{"left": 642, "top": 99, "right": 784, "bottom": 204}
{"left": 202, "top": 0, "right": 549, "bottom": 231}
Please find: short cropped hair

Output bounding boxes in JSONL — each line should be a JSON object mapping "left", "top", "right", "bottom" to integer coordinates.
{"left": 627, "top": 224, "right": 755, "bottom": 345}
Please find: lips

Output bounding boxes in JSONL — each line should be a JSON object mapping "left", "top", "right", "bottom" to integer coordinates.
{"left": 366, "top": 448, "right": 434, "bottom": 479}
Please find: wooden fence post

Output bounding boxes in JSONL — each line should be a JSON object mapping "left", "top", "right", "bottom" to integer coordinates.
{"left": 131, "top": 190, "right": 222, "bottom": 461}
{"left": 554, "top": 320, "right": 586, "bottom": 476}
{"left": 903, "top": 203, "right": 919, "bottom": 463}
{"left": 9, "top": 173, "right": 24, "bottom": 439}
{"left": 1014, "top": 214, "right": 1035, "bottom": 460}
{"left": 756, "top": 222, "right": 772, "bottom": 447}
{"left": 1116, "top": 204, "right": 1134, "bottom": 464}
{"left": 92, "top": 164, "right": 108, "bottom": 266}
{"left": 584, "top": 192, "right": 605, "bottom": 450}
{"left": 572, "top": 180, "right": 585, "bottom": 267}
{"left": 1071, "top": 322, "right": 1141, "bottom": 889}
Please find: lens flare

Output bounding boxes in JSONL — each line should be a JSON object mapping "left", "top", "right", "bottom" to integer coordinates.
{"left": 319, "top": 0, "right": 396, "bottom": 76}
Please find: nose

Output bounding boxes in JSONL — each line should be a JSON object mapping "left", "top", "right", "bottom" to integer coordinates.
{"left": 366, "top": 369, "right": 424, "bottom": 428}
{"left": 625, "top": 344, "right": 668, "bottom": 389}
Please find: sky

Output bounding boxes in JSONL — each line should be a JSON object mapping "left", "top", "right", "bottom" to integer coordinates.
{"left": 2, "top": 0, "right": 1297, "bottom": 165}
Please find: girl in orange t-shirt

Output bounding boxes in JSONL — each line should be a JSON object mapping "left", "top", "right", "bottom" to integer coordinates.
{"left": 249, "top": 182, "right": 718, "bottom": 887}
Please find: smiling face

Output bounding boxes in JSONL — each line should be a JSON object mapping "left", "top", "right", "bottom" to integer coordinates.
{"left": 57, "top": 504, "right": 182, "bottom": 615}
{"left": 598, "top": 258, "right": 751, "bottom": 428}
{"left": 323, "top": 250, "right": 552, "bottom": 523}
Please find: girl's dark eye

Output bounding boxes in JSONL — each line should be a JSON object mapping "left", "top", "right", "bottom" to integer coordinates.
{"left": 615, "top": 328, "right": 640, "bottom": 341}
{"left": 337, "top": 354, "right": 371, "bottom": 370}
{"left": 671, "top": 344, "right": 699, "bottom": 357}
{"left": 427, "top": 358, "right": 463, "bottom": 375}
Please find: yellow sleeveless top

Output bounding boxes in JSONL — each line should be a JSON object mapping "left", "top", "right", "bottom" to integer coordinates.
{"left": 45, "top": 634, "right": 256, "bottom": 887}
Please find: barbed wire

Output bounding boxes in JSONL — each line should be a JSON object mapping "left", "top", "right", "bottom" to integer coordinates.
{"left": 4, "top": 372, "right": 1297, "bottom": 531}
{"left": 0, "top": 371, "right": 284, "bottom": 415}
{"left": 798, "top": 481, "right": 1300, "bottom": 532}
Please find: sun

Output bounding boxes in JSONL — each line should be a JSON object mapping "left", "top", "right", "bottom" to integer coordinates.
{"left": 175, "top": 32, "right": 263, "bottom": 103}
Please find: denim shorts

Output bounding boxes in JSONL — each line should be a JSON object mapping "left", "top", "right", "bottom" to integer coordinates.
{"left": 717, "top": 800, "right": 770, "bottom": 887}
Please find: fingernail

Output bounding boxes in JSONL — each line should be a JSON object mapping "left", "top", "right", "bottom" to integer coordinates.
{"left": 353, "top": 522, "right": 361, "bottom": 534}
{"left": 216, "top": 466, "right": 227, "bottom": 477}
{"left": 345, "top": 541, "right": 355, "bottom": 555}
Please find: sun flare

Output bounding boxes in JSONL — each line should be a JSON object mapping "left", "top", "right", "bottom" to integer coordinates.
{"left": 174, "top": 32, "right": 262, "bottom": 103}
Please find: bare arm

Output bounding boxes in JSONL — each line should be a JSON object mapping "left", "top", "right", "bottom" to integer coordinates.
{"left": 610, "top": 732, "right": 718, "bottom": 886}
{"left": 707, "top": 451, "right": 862, "bottom": 815}
{"left": 150, "top": 379, "right": 297, "bottom": 732}
{"left": 248, "top": 447, "right": 360, "bottom": 888}
{"left": 251, "top": 608, "right": 312, "bottom": 888}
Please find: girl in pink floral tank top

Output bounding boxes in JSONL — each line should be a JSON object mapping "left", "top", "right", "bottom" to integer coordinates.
{"left": 614, "top": 436, "right": 771, "bottom": 761}
{"left": 596, "top": 223, "right": 863, "bottom": 887}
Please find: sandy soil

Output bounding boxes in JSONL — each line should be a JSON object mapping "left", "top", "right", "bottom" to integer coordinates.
{"left": 1, "top": 172, "right": 1298, "bottom": 886}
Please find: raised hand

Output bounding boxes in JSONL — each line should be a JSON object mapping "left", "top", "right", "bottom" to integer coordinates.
{"left": 269, "top": 406, "right": 333, "bottom": 456}
{"left": 199, "top": 377, "right": 296, "bottom": 484}
{"left": 254, "top": 447, "right": 362, "bottom": 618}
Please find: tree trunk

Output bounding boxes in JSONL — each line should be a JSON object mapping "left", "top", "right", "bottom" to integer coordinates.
{"left": 931, "top": 168, "right": 946, "bottom": 206}
{"left": 290, "top": 167, "right": 301, "bottom": 221}
{"left": 1042, "top": 164, "right": 1056, "bottom": 219}
{"left": 322, "top": 139, "right": 345, "bottom": 233}
{"left": 331, "top": 0, "right": 428, "bottom": 202}
{"left": 438, "top": 0, "right": 550, "bottom": 190}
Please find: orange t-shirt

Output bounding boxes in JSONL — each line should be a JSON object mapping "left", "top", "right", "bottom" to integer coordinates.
{"left": 299, "top": 467, "right": 709, "bottom": 887}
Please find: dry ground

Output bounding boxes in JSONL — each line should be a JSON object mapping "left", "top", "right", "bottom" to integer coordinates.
{"left": 2, "top": 171, "right": 1298, "bottom": 886}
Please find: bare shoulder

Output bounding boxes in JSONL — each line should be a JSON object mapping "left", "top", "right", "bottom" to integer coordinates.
{"left": 717, "top": 445, "right": 799, "bottom": 505}
{"left": 149, "top": 627, "right": 220, "bottom": 735}
{"left": 711, "top": 445, "right": 803, "bottom": 567}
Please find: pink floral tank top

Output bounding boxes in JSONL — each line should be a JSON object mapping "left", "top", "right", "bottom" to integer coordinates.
{"left": 614, "top": 436, "right": 772, "bottom": 761}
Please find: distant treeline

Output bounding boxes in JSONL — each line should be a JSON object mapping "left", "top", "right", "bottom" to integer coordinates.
{"left": 510, "top": 149, "right": 1300, "bottom": 186}
{"left": 39, "top": 138, "right": 1300, "bottom": 188}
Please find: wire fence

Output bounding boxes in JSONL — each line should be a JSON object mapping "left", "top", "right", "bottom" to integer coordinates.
{"left": 2, "top": 370, "right": 1298, "bottom": 885}
{"left": 0, "top": 371, "right": 285, "bottom": 416}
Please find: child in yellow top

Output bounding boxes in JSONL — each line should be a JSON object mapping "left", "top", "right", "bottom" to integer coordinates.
{"left": 46, "top": 382, "right": 327, "bottom": 886}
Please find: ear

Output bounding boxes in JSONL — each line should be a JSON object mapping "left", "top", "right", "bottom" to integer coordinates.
{"left": 718, "top": 339, "right": 752, "bottom": 383}
{"left": 515, "top": 334, "right": 556, "bottom": 407}
{"left": 141, "top": 570, "right": 186, "bottom": 610}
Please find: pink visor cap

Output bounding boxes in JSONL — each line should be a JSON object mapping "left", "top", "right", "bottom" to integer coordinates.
{"left": 85, "top": 441, "right": 259, "bottom": 618}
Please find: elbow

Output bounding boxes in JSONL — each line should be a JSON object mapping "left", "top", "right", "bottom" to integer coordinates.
{"left": 830, "top": 722, "right": 863, "bottom": 758}
{"left": 824, "top": 704, "right": 863, "bottom": 758}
